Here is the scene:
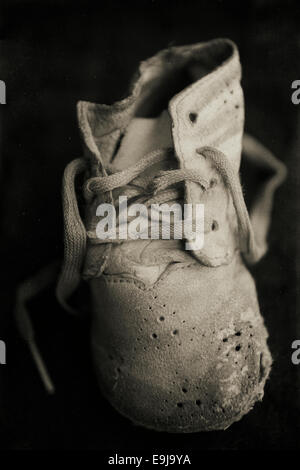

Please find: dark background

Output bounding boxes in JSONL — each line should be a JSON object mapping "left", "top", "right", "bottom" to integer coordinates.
{"left": 1, "top": 0, "right": 300, "bottom": 450}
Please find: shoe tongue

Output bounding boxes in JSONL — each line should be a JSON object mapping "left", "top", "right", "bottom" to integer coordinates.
{"left": 113, "top": 110, "right": 173, "bottom": 171}
{"left": 106, "top": 109, "right": 190, "bottom": 282}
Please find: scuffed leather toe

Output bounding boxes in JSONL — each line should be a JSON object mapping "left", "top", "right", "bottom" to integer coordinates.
{"left": 90, "top": 255, "right": 271, "bottom": 432}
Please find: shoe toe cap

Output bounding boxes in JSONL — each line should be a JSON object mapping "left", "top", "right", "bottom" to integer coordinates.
{"left": 91, "top": 260, "right": 272, "bottom": 432}
{"left": 93, "top": 311, "right": 271, "bottom": 432}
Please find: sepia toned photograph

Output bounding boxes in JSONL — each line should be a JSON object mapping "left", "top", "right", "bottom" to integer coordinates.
{"left": 0, "top": 0, "right": 300, "bottom": 455}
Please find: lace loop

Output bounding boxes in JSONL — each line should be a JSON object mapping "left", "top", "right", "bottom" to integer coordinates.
{"left": 197, "top": 146, "right": 255, "bottom": 257}
{"left": 56, "top": 158, "right": 87, "bottom": 314}
{"left": 56, "top": 140, "right": 286, "bottom": 311}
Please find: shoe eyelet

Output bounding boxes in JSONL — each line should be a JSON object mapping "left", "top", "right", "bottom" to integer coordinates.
{"left": 188, "top": 112, "right": 198, "bottom": 124}
{"left": 211, "top": 220, "right": 219, "bottom": 231}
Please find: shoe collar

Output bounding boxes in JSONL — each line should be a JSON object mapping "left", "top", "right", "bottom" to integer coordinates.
{"left": 77, "top": 38, "right": 243, "bottom": 175}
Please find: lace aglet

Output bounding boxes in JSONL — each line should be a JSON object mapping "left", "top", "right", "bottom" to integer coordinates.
{"left": 28, "top": 339, "right": 55, "bottom": 395}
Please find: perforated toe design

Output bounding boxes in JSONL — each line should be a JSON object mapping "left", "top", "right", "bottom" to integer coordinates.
{"left": 91, "top": 256, "right": 271, "bottom": 432}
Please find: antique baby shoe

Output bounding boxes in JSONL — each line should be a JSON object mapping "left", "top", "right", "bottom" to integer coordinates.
{"left": 56, "top": 39, "right": 286, "bottom": 432}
